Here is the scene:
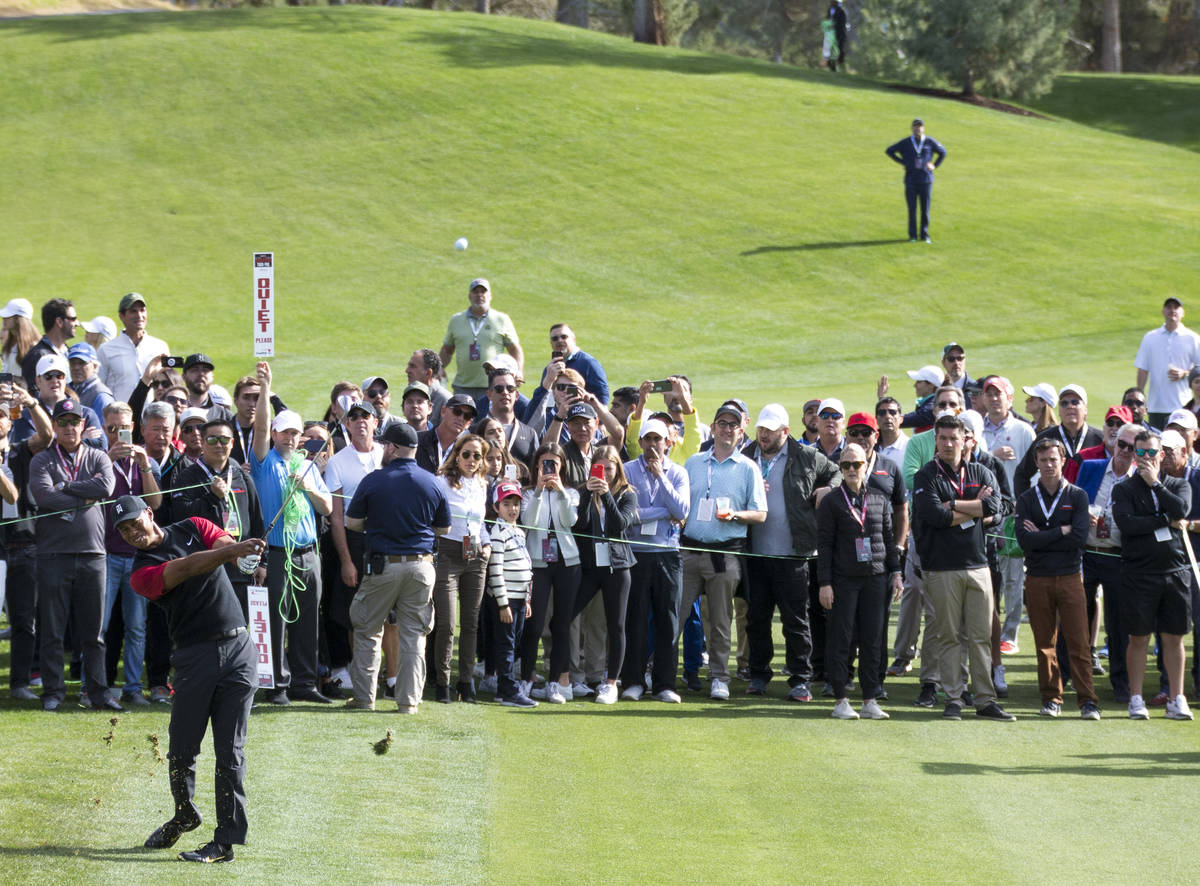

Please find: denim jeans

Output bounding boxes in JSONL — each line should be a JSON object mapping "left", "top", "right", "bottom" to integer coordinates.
{"left": 104, "top": 553, "right": 147, "bottom": 693}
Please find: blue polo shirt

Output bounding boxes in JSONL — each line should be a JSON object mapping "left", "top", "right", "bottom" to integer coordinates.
{"left": 249, "top": 447, "right": 327, "bottom": 548}
{"left": 346, "top": 457, "right": 450, "bottom": 556}
{"left": 683, "top": 449, "right": 767, "bottom": 544}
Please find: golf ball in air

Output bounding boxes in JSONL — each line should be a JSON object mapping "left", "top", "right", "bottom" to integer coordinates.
{"left": 454, "top": 237, "right": 468, "bottom": 251}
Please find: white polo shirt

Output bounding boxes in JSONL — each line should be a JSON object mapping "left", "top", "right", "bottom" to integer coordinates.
{"left": 97, "top": 330, "right": 170, "bottom": 403}
{"left": 1134, "top": 323, "right": 1200, "bottom": 413}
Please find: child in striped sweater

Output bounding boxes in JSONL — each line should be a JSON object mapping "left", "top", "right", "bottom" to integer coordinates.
{"left": 486, "top": 481, "right": 537, "bottom": 708}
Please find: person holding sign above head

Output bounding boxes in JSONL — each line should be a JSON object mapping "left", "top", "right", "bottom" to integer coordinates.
{"left": 248, "top": 361, "right": 333, "bottom": 705}
{"left": 885, "top": 118, "right": 946, "bottom": 243}
{"left": 438, "top": 278, "right": 523, "bottom": 400}
{"left": 122, "top": 494, "right": 266, "bottom": 865}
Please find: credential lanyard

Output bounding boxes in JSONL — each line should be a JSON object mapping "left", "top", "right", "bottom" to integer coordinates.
{"left": 840, "top": 486, "right": 867, "bottom": 531}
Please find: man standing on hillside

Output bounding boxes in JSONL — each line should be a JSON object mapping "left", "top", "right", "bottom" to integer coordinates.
{"left": 98, "top": 293, "right": 170, "bottom": 404}
{"left": 885, "top": 118, "right": 946, "bottom": 243}
{"left": 1135, "top": 297, "right": 1200, "bottom": 430}
{"left": 438, "top": 279, "right": 523, "bottom": 400}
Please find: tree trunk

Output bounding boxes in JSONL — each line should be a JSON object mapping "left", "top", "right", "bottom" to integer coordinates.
{"left": 476, "top": 0, "right": 490, "bottom": 12}
{"left": 633, "top": 0, "right": 665, "bottom": 45}
{"left": 962, "top": 67, "right": 974, "bottom": 96}
{"left": 1100, "top": 0, "right": 1122, "bottom": 72}
{"left": 557, "top": 0, "right": 588, "bottom": 28}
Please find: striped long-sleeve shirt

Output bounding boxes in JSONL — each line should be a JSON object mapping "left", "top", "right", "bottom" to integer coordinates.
{"left": 486, "top": 519, "right": 532, "bottom": 608}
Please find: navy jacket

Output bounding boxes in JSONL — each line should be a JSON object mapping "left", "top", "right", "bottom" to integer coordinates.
{"left": 886, "top": 135, "right": 946, "bottom": 185}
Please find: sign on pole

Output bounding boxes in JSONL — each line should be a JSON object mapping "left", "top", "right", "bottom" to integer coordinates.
{"left": 253, "top": 252, "right": 275, "bottom": 357}
{"left": 247, "top": 584, "right": 275, "bottom": 689}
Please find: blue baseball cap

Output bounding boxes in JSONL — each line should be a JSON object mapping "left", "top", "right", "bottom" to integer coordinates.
{"left": 67, "top": 342, "right": 99, "bottom": 364}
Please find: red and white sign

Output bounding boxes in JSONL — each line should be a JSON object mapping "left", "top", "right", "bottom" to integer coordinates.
{"left": 247, "top": 584, "right": 275, "bottom": 689}
{"left": 253, "top": 252, "right": 275, "bottom": 357}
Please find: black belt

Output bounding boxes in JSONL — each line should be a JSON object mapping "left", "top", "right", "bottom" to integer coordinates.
{"left": 269, "top": 543, "right": 315, "bottom": 557}
{"left": 207, "top": 626, "right": 246, "bottom": 642}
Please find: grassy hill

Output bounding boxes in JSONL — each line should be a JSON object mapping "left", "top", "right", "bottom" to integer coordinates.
{"left": 1, "top": 7, "right": 1198, "bottom": 419}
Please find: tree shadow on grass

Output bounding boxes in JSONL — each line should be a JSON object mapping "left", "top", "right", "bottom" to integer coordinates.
{"left": 922, "top": 751, "right": 1200, "bottom": 779}
{"left": 0, "top": 844, "right": 174, "bottom": 862}
{"left": 741, "top": 239, "right": 910, "bottom": 255}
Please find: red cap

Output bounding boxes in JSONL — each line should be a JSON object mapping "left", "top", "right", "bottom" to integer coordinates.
{"left": 493, "top": 480, "right": 523, "bottom": 505}
{"left": 846, "top": 411, "right": 878, "bottom": 431}
{"left": 1105, "top": 405, "right": 1133, "bottom": 424}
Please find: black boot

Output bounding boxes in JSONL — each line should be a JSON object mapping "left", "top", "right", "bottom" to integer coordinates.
{"left": 435, "top": 684, "right": 452, "bottom": 704}
{"left": 456, "top": 680, "right": 477, "bottom": 703}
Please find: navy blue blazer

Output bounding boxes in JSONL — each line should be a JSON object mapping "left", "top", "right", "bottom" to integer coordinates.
{"left": 886, "top": 135, "right": 946, "bottom": 184}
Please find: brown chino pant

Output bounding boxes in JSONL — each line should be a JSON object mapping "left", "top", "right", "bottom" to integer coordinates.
{"left": 1024, "top": 572, "right": 1097, "bottom": 707}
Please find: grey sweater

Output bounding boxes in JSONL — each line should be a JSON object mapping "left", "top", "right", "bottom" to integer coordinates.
{"left": 28, "top": 444, "right": 115, "bottom": 555}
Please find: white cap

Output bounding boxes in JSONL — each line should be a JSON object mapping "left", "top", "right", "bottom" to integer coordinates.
{"left": 755, "top": 403, "right": 790, "bottom": 431}
{"left": 639, "top": 418, "right": 671, "bottom": 440}
{"left": 1161, "top": 428, "right": 1188, "bottom": 450}
{"left": 1, "top": 298, "right": 33, "bottom": 320}
{"left": 272, "top": 409, "right": 304, "bottom": 433}
{"left": 1167, "top": 408, "right": 1198, "bottom": 431}
{"left": 959, "top": 409, "right": 988, "bottom": 451}
{"left": 81, "top": 316, "right": 118, "bottom": 341}
{"left": 1059, "top": 384, "right": 1087, "bottom": 405}
{"left": 906, "top": 364, "right": 944, "bottom": 387}
{"left": 1021, "top": 383, "right": 1058, "bottom": 409}
{"left": 361, "top": 375, "right": 388, "bottom": 393}
{"left": 209, "top": 383, "right": 232, "bottom": 407}
{"left": 483, "top": 353, "right": 520, "bottom": 375}
{"left": 36, "top": 353, "right": 69, "bottom": 378}
{"left": 817, "top": 398, "right": 845, "bottom": 418}
{"left": 180, "top": 407, "right": 208, "bottom": 428}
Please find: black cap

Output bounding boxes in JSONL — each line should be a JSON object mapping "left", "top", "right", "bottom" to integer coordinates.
{"left": 1165, "top": 297, "right": 1184, "bottom": 309}
{"left": 52, "top": 399, "right": 81, "bottom": 420}
{"left": 381, "top": 422, "right": 418, "bottom": 447}
{"left": 566, "top": 402, "right": 597, "bottom": 421}
{"left": 345, "top": 400, "right": 377, "bottom": 419}
{"left": 445, "top": 393, "right": 477, "bottom": 415}
{"left": 184, "top": 353, "right": 214, "bottom": 371}
{"left": 112, "top": 494, "right": 149, "bottom": 526}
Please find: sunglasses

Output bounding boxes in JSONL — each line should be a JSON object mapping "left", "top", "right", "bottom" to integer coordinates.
{"left": 1135, "top": 447, "right": 1160, "bottom": 457}
{"left": 366, "top": 388, "right": 388, "bottom": 399}
{"left": 491, "top": 384, "right": 517, "bottom": 394}
{"left": 944, "top": 354, "right": 965, "bottom": 362}
{"left": 205, "top": 435, "right": 233, "bottom": 445}
{"left": 550, "top": 334, "right": 570, "bottom": 342}
{"left": 164, "top": 396, "right": 187, "bottom": 407}
{"left": 846, "top": 428, "right": 874, "bottom": 438}
{"left": 182, "top": 424, "right": 205, "bottom": 434}
{"left": 105, "top": 424, "right": 132, "bottom": 434}
{"left": 876, "top": 408, "right": 900, "bottom": 416}
{"left": 839, "top": 460, "right": 865, "bottom": 470}
{"left": 63, "top": 315, "right": 79, "bottom": 323}
{"left": 934, "top": 402, "right": 958, "bottom": 410}
{"left": 715, "top": 419, "right": 740, "bottom": 430}
{"left": 554, "top": 383, "right": 576, "bottom": 392}
{"left": 43, "top": 372, "right": 65, "bottom": 381}
{"left": 1115, "top": 440, "right": 1136, "bottom": 452}
{"left": 459, "top": 450, "right": 483, "bottom": 461}
{"left": 818, "top": 411, "right": 843, "bottom": 420}
{"left": 1123, "top": 399, "right": 1145, "bottom": 408}
{"left": 450, "top": 407, "right": 474, "bottom": 419}
{"left": 151, "top": 379, "right": 173, "bottom": 388}
{"left": 1105, "top": 418, "right": 1125, "bottom": 428}
{"left": 54, "top": 417, "right": 81, "bottom": 427}
{"left": 1060, "top": 398, "right": 1083, "bottom": 407}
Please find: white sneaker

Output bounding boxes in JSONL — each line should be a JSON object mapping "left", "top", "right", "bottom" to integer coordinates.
{"left": 710, "top": 678, "right": 730, "bottom": 700}
{"left": 518, "top": 679, "right": 532, "bottom": 699}
{"left": 479, "top": 675, "right": 498, "bottom": 695}
{"left": 992, "top": 664, "right": 1007, "bottom": 693}
{"left": 653, "top": 688, "right": 682, "bottom": 703}
{"left": 546, "top": 682, "right": 568, "bottom": 704}
{"left": 832, "top": 698, "right": 859, "bottom": 719}
{"left": 1166, "top": 694, "right": 1194, "bottom": 721}
{"left": 861, "top": 699, "right": 890, "bottom": 720}
{"left": 530, "top": 684, "right": 547, "bottom": 700}
{"left": 596, "top": 683, "right": 618, "bottom": 705}
{"left": 620, "top": 684, "right": 644, "bottom": 701}
{"left": 571, "top": 681, "right": 594, "bottom": 697}
{"left": 644, "top": 670, "right": 653, "bottom": 688}
{"left": 1129, "top": 694, "right": 1150, "bottom": 720}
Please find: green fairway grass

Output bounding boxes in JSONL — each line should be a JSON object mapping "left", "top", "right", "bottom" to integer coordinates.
{"left": 2, "top": 8, "right": 1200, "bottom": 883}
{"left": 1, "top": 8, "right": 1198, "bottom": 421}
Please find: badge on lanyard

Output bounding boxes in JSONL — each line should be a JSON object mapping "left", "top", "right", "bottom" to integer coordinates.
{"left": 697, "top": 498, "right": 715, "bottom": 522}
{"left": 1155, "top": 526, "right": 1172, "bottom": 543}
{"left": 595, "top": 542, "right": 611, "bottom": 568}
{"left": 855, "top": 537, "right": 872, "bottom": 562}
{"left": 542, "top": 534, "right": 559, "bottom": 563}
{"left": 469, "top": 342, "right": 481, "bottom": 361}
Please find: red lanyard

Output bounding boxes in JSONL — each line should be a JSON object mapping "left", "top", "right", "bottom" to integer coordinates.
{"left": 55, "top": 445, "right": 80, "bottom": 482}
{"left": 840, "top": 485, "right": 867, "bottom": 530}
{"left": 936, "top": 459, "right": 965, "bottom": 497}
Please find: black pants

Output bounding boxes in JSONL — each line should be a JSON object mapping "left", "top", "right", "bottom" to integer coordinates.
{"left": 574, "top": 566, "right": 631, "bottom": 680}
{"left": 168, "top": 631, "right": 256, "bottom": 845}
{"left": 484, "top": 594, "right": 526, "bottom": 699}
{"left": 6, "top": 542, "right": 38, "bottom": 689}
{"left": 37, "top": 553, "right": 107, "bottom": 704}
{"left": 826, "top": 573, "right": 887, "bottom": 700}
{"left": 1084, "top": 550, "right": 1129, "bottom": 698}
{"left": 620, "top": 551, "right": 682, "bottom": 693}
{"left": 521, "top": 561, "right": 581, "bottom": 682}
{"left": 324, "top": 530, "right": 362, "bottom": 670}
{"left": 905, "top": 181, "right": 932, "bottom": 239}
{"left": 267, "top": 545, "right": 322, "bottom": 691}
{"left": 746, "top": 557, "right": 813, "bottom": 686}
{"left": 807, "top": 564, "right": 828, "bottom": 682}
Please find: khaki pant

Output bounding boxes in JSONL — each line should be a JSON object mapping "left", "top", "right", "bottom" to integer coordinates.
{"left": 349, "top": 558, "right": 435, "bottom": 709}
{"left": 432, "top": 545, "right": 487, "bottom": 689}
{"left": 925, "top": 567, "right": 996, "bottom": 708}
{"left": 680, "top": 550, "right": 741, "bottom": 683}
